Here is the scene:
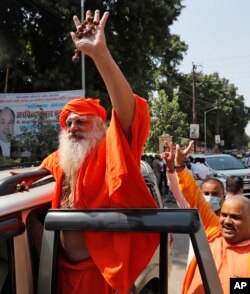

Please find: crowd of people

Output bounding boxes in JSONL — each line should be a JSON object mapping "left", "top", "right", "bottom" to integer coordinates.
{"left": 141, "top": 153, "right": 169, "bottom": 195}
{"left": 7, "top": 8, "right": 250, "bottom": 294}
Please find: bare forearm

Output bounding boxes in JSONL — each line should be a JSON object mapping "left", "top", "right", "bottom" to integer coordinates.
{"left": 93, "top": 48, "right": 135, "bottom": 136}
{"left": 167, "top": 172, "right": 189, "bottom": 208}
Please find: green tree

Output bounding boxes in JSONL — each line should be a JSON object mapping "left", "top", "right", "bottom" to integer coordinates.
{"left": 85, "top": 0, "right": 187, "bottom": 98}
{"left": 176, "top": 72, "right": 250, "bottom": 150}
{"left": 0, "top": 0, "right": 81, "bottom": 93}
{"left": 145, "top": 89, "right": 188, "bottom": 152}
{"left": 0, "top": 1, "right": 187, "bottom": 102}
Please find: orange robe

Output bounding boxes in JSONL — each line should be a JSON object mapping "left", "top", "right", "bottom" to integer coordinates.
{"left": 41, "top": 95, "right": 159, "bottom": 294}
{"left": 177, "top": 168, "right": 250, "bottom": 294}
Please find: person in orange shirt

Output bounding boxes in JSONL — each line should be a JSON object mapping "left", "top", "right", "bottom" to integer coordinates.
{"left": 163, "top": 141, "right": 250, "bottom": 294}
{"left": 34, "top": 9, "right": 159, "bottom": 294}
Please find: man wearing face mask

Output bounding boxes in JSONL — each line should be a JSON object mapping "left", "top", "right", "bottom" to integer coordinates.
{"left": 201, "top": 178, "right": 225, "bottom": 215}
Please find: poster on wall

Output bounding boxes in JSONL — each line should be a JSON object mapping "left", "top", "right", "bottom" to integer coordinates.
{"left": 0, "top": 90, "right": 83, "bottom": 157}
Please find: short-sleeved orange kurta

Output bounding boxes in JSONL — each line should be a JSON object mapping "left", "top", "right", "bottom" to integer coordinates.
{"left": 178, "top": 168, "right": 250, "bottom": 294}
{"left": 41, "top": 95, "right": 159, "bottom": 294}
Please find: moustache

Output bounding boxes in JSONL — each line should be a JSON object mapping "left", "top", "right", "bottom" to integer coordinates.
{"left": 222, "top": 223, "right": 235, "bottom": 230}
{"left": 68, "top": 131, "right": 85, "bottom": 139}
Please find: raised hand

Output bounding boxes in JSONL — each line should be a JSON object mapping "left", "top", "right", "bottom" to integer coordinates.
{"left": 175, "top": 140, "right": 194, "bottom": 166}
{"left": 71, "top": 10, "right": 109, "bottom": 62}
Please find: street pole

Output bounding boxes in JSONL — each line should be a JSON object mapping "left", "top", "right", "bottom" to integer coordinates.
{"left": 204, "top": 106, "right": 217, "bottom": 152}
{"left": 204, "top": 111, "right": 207, "bottom": 152}
{"left": 192, "top": 63, "right": 197, "bottom": 153}
{"left": 81, "top": 0, "right": 85, "bottom": 95}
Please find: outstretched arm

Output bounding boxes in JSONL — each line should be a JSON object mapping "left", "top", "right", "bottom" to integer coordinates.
{"left": 71, "top": 10, "right": 135, "bottom": 138}
{"left": 173, "top": 141, "right": 219, "bottom": 230}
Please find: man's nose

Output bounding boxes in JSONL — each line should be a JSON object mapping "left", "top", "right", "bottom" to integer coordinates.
{"left": 224, "top": 215, "right": 233, "bottom": 224}
{"left": 69, "top": 122, "right": 79, "bottom": 132}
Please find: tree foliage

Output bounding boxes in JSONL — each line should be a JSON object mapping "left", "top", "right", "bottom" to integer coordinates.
{"left": 1, "top": 0, "right": 249, "bottom": 153}
{"left": 1, "top": 0, "right": 188, "bottom": 159}
{"left": 176, "top": 72, "right": 250, "bottom": 149}
{"left": 0, "top": 0, "right": 186, "bottom": 101}
{"left": 0, "top": 0, "right": 81, "bottom": 93}
{"left": 145, "top": 89, "right": 189, "bottom": 152}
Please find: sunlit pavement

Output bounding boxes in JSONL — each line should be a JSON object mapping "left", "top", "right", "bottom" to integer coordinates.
{"left": 163, "top": 195, "right": 189, "bottom": 293}
{"left": 169, "top": 232, "right": 189, "bottom": 293}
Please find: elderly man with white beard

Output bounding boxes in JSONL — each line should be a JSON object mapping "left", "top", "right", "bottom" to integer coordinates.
{"left": 31, "top": 9, "right": 159, "bottom": 294}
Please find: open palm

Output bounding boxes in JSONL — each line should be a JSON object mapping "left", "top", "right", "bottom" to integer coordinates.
{"left": 71, "top": 10, "right": 109, "bottom": 58}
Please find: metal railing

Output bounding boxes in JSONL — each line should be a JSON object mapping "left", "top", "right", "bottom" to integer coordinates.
{"left": 38, "top": 208, "right": 223, "bottom": 294}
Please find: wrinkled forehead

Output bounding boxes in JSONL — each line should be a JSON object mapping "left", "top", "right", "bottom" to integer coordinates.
{"left": 66, "top": 112, "right": 92, "bottom": 122}
{"left": 67, "top": 112, "right": 85, "bottom": 120}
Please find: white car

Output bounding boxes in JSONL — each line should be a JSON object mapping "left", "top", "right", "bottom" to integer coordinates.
{"left": 191, "top": 153, "right": 250, "bottom": 197}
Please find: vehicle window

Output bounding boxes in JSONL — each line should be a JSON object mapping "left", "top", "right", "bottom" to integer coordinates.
{"left": 205, "top": 156, "right": 247, "bottom": 170}
{"left": 0, "top": 239, "right": 15, "bottom": 294}
{"left": 26, "top": 206, "right": 50, "bottom": 293}
{"left": 144, "top": 176, "right": 162, "bottom": 208}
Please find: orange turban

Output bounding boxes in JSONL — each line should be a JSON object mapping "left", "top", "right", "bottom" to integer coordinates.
{"left": 59, "top": 98, "right": 107, "bottom": 129}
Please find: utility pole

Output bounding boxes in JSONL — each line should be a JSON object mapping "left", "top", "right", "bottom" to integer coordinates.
{"left": 4, "top": 65, "right": 9, "bottom": 93}
{"left": 192, "top": 63, "right": 197, "bottom": 152}
{"left": 81, "top": 0, "right": 85, "bottom": 95}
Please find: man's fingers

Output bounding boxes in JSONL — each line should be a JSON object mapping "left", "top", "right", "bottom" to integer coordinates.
{"left": 164, "top": 140, "right": 173, "bottom": 152}
{"left": 189, "top": 140, "right": 194, "bottom": 148}
{"left": 94, "top": 9, "right": 100, "bottom": 23}
{"left": 70, "top": 31, "right": 77, "bottom": 43}
{"left": 73, "top": 15, "right": 81, "bottom": 28}
{"left": 99, "top": 11, "right": 109, "bottom": 28}
{"left": 186, "top": 141, "right": 194, "bottom": 153}
{"left": 85, "top": 10, "right": 92, "bottom": 19}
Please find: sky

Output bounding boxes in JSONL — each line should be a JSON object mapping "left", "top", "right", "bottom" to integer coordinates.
{"left": 171, "top": 0, "right": 250, "bottom": 135}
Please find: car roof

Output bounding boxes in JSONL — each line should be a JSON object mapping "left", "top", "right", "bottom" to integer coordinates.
{"left": 190, "top": 153, "right": 233, "bottom": 158}
{"left": 0, "top": 166, "right": 35, "bottom": 180}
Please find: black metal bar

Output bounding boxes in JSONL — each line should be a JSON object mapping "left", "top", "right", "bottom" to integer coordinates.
{"left": 159, "top": 233, "right": 167, "bottom": 294}
{"left": 39, "top": 209, "right": 223, "bottom": 294}
{"left": 44, "top": 208, "right": 200, "bottom": 234}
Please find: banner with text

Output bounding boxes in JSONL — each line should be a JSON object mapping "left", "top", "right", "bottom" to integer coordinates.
{"left": 0, "top": 90, "right": 84, "bottom": 136}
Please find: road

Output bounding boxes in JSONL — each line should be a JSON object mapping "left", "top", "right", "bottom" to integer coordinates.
{"left": 168, "top": 233, "right": 189, "bottom": 293}
{"left": 166, "top": 201, "right": 190, "bottom": 293}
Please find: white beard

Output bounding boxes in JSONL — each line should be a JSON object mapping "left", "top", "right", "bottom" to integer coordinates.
{"left": 59, "top": 117, "right": 107, "bottom": 180}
